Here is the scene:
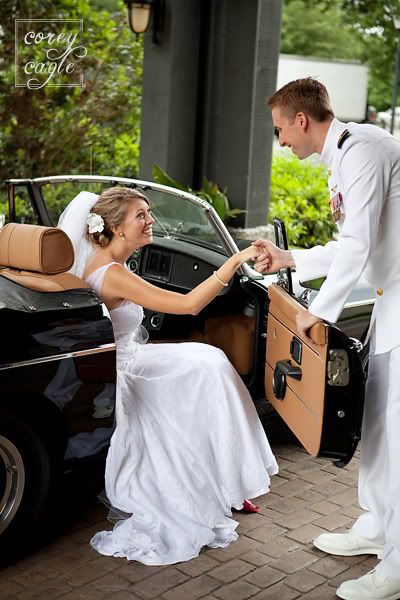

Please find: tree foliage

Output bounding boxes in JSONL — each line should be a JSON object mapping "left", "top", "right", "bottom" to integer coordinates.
{"left": 281, "top": 0, "right": 400, "bottom": 110}
{"left": 281, "top": 0, "right": 363, "bottom": 60}
{"left": 0, "top": 0, "right": 142, "bottom": 189}
{"left": 341, "top": 0, "right": 400, "bottom": 109}
{"left": 269, "top": 155, "right": 335, "bottom": 249}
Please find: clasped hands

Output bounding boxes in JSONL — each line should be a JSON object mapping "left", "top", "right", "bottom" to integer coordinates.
{"left": 250, "top": 239, "right": 323, "bottom": 343}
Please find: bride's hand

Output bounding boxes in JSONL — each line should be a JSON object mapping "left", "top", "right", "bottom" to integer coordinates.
{"left": 236, "top": 244, "right": 265, "bottom": 265}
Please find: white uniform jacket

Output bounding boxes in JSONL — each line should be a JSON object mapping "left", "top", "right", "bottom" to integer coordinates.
{"left": 291, "top": 118, "right": 400, "bottom": 354}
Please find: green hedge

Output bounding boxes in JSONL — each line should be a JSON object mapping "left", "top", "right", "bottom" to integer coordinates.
{"left": 269, "top": 155, "right": 335, "bottom": 248}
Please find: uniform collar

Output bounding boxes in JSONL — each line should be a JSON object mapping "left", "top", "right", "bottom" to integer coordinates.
{"left": 320, "top": 118, "right": 348, "bottom": 166}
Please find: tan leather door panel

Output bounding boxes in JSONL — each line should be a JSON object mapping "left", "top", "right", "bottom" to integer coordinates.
{"left": 265, "top": 284, "right": 328, "bottom": 456}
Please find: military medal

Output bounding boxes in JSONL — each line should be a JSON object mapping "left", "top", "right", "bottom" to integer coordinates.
{"left": 330, "top": 191, "right": 344, "bottom": 223}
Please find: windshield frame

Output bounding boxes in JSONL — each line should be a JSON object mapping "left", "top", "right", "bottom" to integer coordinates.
{"left": 7, "top": 174, "right": 258, "bottom": 278}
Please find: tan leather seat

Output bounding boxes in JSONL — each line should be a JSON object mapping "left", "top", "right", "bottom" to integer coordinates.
{"left": 0, "top": 223, "right": 89, "bottom": 292}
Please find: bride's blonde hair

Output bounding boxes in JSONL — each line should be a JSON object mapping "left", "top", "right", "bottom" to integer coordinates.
{"left": 86, "top": 186, "right": 149, "bottom": 248}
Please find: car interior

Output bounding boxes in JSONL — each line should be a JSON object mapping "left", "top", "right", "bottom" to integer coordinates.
{"left": 126, "top": 234, "right": 264, "bottom": 378}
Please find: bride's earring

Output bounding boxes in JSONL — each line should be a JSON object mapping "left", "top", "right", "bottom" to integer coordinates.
{"left": 119, "top": 232, "right": 125, "bottom": 239}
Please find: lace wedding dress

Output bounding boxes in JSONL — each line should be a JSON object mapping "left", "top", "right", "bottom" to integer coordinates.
{"left": 86, "top": 263, "right": 278, "bottom": 565}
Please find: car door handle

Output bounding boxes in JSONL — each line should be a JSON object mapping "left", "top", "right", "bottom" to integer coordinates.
{"left": 273, "top": 360, "right": 302, "bottom": 400}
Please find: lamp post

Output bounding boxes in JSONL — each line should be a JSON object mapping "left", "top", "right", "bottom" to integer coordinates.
{"left": 390, "top": 15, "right": 400, "bottom": 134}
{"left": 123, "top": 0, "right": 165, "bottom": 44}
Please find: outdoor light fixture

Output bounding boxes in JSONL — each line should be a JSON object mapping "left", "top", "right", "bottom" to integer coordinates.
{"left": 124, "top": 0, "right": 165, "bottom": 44}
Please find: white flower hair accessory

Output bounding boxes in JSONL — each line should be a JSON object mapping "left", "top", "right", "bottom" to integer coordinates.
{"left": 87, "top": 212, "right": 104, "bottom": 234}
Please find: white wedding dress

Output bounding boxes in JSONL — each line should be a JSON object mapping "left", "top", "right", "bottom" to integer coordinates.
{"left": 86, "top": 263, "right": 278, "bottom": 565}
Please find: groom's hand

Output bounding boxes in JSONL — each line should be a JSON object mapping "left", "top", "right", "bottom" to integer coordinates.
{"left": 252, "top": 240, "right": 295, "bottom": 274}
{"left": 296, "top": 310, "right": 323, "bottom": 343}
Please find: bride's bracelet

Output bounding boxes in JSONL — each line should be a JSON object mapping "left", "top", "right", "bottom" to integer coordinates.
{"left": 213, "top": 270, "right": 228, "bottom": 287}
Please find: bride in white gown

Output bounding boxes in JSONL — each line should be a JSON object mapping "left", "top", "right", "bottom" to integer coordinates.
{"left": 59, "top": 187, "right": 278, "bottom": 565}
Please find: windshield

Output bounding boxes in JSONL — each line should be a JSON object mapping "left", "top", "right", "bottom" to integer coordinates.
{"left": 40, "top": 181, "right": 225, "bottom": 253}
{"left": 144, "top": 189, "right": 225, "bottom": 252}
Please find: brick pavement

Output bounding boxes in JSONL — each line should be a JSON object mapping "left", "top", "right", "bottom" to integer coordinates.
{"left": 0, "top": 425, "right": 377, "bottom": 600}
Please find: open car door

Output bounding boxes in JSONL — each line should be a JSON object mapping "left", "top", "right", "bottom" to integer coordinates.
{"left": 264, "top": 220, "right": 366, "bottom": 467}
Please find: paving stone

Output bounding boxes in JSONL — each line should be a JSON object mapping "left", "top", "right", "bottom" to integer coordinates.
{"left": 312, "top": 512, "right": 353, "bottom": 531}
{"left": 328, "top": 556, "right": 378, "bottom": 588}
{"left": 275, "top": 448, "right": 308, "bottom": 463}
{"left": 299, "top": 470, "right": 336, "bottom": 485}
{"left": 162, "top": 574, "right": 221, "bottom": 600}
{"left": 277, "top": 469, "right": 298, "bottom": 481}
{"left": 256, "top": 507, "right": 284, "bottom": 520}
{"left": 239, "top": 550, "right": 273, "bottom": 567}
{"left": 10, "top": 579, "right": 73, "bottom": 599}
{"left": 285, "top": 523, "right": 327, "bottom": 544}
{"left": 309, "top": 500, "right": 342, "bottom": 516}
{"left": 300, "top": 582, "right": 338, "bottom": 599}
{"left": 205, "top": 536, "right": 261, "bottom": 562}
{"left": 93, "top": 573, "right": 131, "bottom": 593}
{"left": 341, "top": 505, "right": 363, "bottom": 519}
{"left": 213, "top": 579, "right": 260, "bottom": 599}
{"left": 256, "top": 535, "right": 301, "bottom": 558}
{"left": 273, "top": 509, "right": 320, "bottom": 529}
{"left": 337, "top": 472, "right": 358, "bottom": 485}
{"left": 116, "top": 563, "right": 167, "bottom": 584}
{"left": 175, "top": 554, "right": 219, "bottom": 578}
{"left": 294, "top": 489, "right": 325, "bottom": 503}
{"left": 315, "top": 480, "right": 349, "bottom": 498}
{"left": 0, "top": 579, "right": 25, "bottom": 599}
{"left": 132, "top": 568, "right": 189, "bottom": 599}
{"left": 270, "top": 475, "right": 290, "bottom": 488}
{"left": 54, "top": 584, "right": 107, "bottom": 599}
{"left": 208, "top": 558, "right": 255, "bottom": 583}
{"left": 265, "top": 496, "right": 306, "bottom": 514}
{"left": 11, "top": 566, "right": 60, "bottom": 588}
{"left": 251, "top": 581, "right": 301, "bottom": 599}
{"left": 62, "top": 558, "right": 116, "bottom": 587}
{"left": 309, "top": 555, "right": 356, "bottom": 578}
{"left": 329, "top": 488, "right": 359, "bottom": 506}
{"left": 0, "top": 438, "right": 363, "bottom": 600}
{"left": 237, "top": 513, "right": 274, "bottom": 534}
{"left": 269, "top": 549, "right": 318, "bottom": 575}
{"left": 70, "top": 523, "right": 106, "bottom": 545}
{"left": 244, "top": 564, "right": 285, "bottom": 588}
{"left": 273, "top": 479, "right": 313, "bottom": 498}
{"left": 285, "top": 568, "right": 326, "bottom": 592}
{"left": 40, "top": 549, "right": 92, "bottom": 572}
{"left": 282, "top": 460, "right": 322, "bottom": 476}
{"left": 106, "top": 593, "right": 141, "bottom": 600}
{"left": 246, "top": 523, "right": 287, "bottom": 543}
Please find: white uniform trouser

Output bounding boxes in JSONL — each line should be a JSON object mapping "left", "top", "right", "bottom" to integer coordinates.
{"left": 352, "top": 328, "right": 400, "bottom": 579}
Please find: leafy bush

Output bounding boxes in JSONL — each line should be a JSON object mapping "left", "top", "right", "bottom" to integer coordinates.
{"left": 269, "top": 155, "right": 335, "bottom": 248}
{"left": 152, "top": 165, "right": 244, "bottom": 224}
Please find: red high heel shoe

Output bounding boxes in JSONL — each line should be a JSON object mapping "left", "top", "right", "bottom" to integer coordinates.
{"left": 241, "top": 499, "right": 260, "bottom": 513}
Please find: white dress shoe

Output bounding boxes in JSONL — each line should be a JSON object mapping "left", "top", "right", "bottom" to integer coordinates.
{"left": 337, "top": 569, "right": 400, "bottom": 600}
{"left": 313, "top": 530, "right": 384, "bottom": 558}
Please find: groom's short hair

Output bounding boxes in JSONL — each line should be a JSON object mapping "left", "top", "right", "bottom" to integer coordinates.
{"left": 267, "top": 77, "right": 334, "bottom": 122}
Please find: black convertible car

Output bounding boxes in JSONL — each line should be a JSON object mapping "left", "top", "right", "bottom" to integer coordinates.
{"left": 0, "top": 175, "right": 375, "bottom": 556}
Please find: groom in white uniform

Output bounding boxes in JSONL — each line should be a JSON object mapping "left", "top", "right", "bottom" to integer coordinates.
{"left": 254, "top": 77, "right": 400, "bottom": 600}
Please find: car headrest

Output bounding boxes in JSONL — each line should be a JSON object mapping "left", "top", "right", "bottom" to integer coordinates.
{"left": 0, "top": 223, "right": 74, "bottom": 274}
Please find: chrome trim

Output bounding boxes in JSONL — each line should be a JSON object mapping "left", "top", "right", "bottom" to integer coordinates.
{"left": 0, "top": 436, "right": 25, "bottom": 535}
{"left": 343, "top": 298, "right": 375, "bottom": 309}
{"left": 0, "top": 343, "right": 116, "bottom": 371}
